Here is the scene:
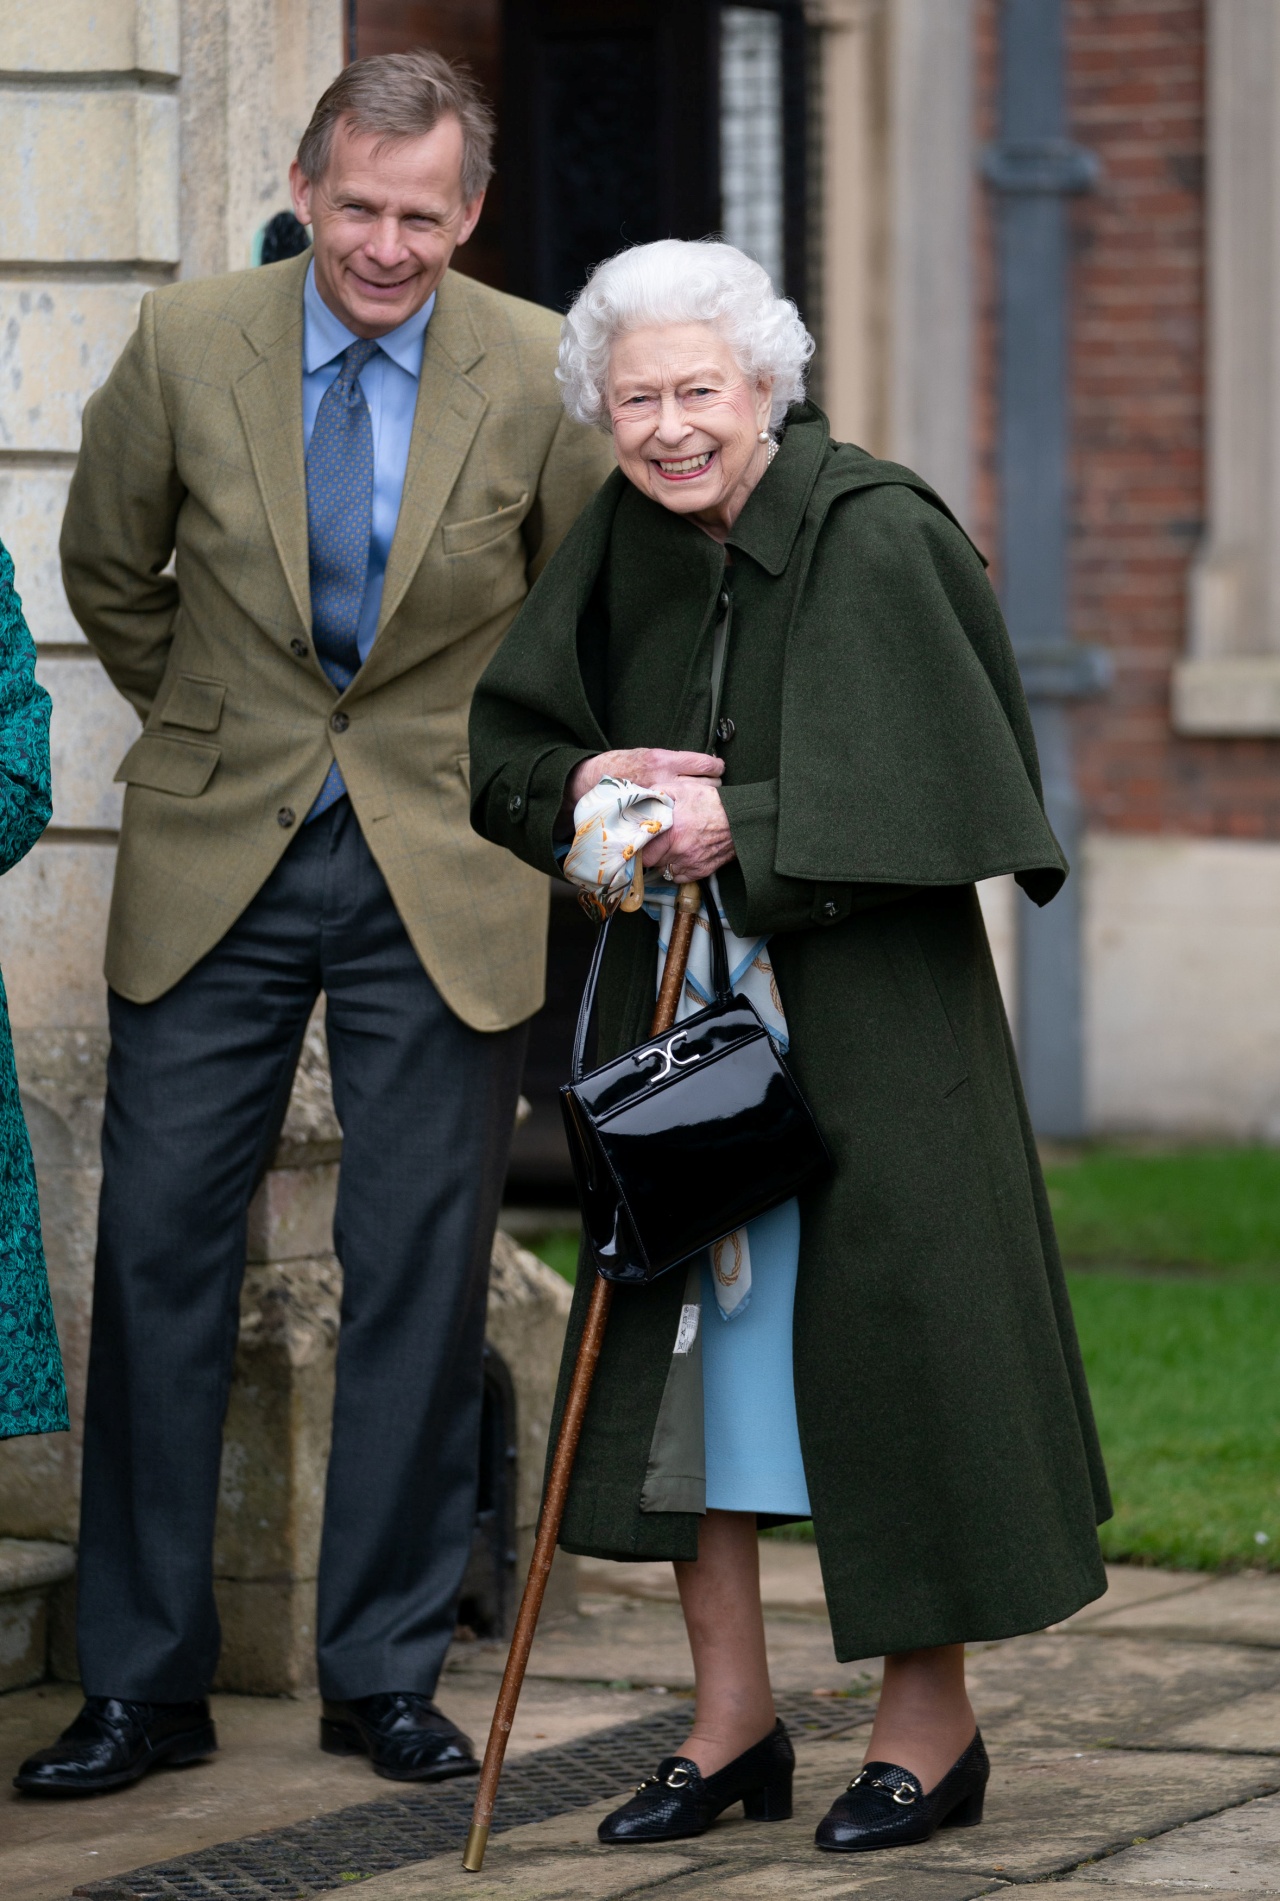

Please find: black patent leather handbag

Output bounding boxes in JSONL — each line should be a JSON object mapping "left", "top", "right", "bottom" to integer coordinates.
{"left": 560, "top": 896, "right": 830, "bottom": 1286}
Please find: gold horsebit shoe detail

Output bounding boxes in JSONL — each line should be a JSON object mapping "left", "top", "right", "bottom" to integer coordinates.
{"left": 635, "top": 1764, "right": 695, "bottom": 1792}
{"left": 849, "top": 1768, "right": 919, "bottom": 1806}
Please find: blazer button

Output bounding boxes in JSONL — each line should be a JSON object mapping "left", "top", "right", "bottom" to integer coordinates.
{"left": 330, "top": 711, "right": 350, "bottom": 733}
{"left": 716, "top": 716, "right": 736, "bottom": 744}
{"left": 822, "top": 899, "right": 840, "bottom": 920}
{"left": 277, "top": 806, "right": 296, "bottom": 829}
{"left": 290, "top": 637, "right": 309, "bottom": 658}
{"left": 507, "top": 792, "right": 524, "bottom": 818}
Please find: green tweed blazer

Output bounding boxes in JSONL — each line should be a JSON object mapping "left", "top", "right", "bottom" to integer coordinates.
{"left": 60, "top": 254, "right": 613, "bottom": 1027}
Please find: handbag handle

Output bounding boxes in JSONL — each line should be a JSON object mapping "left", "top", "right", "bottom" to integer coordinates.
{"left": 571, "top": 889, "right": 732, "bottom": 1084}
{"left": 571, "top": 579, "right": 736, "bottom": 1084}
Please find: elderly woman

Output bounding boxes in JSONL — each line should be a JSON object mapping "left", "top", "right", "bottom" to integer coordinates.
{"left": 469, "top": 240, "right": 1109, "bottom": 1854}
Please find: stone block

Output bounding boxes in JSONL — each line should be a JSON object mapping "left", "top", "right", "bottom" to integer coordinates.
{"left": 485, "top": 1230, "right": 573, "bottom": 1539}
{"left": 214, "top": 1257, "right": 339, "bottom": 1588}
{"left": 246, "top": 1165, "right": 339, "bottom": 1264}
{"left": 2, "top": 92, "right": 179, "bottom": 267}
{"left": 0, "top": 282, "right": 146, "bottom": 454}
{"left": 1084, "top": 833, "right": 1280, "bottom": 1139}
{"left": 0, "top": 1538, "right": 75, "bottom": 1690}
{"left": 0, "top": 1, "right": 180, "bottom": 74}
{"left": 0, "top": 841, "right": 114, "bottom": 1030}
{"left": 0, "top": 467, "right": 83, "bottom": 645}
{"left": 214, "top": 1577, "right": 318, "bottom": 1697}
{"left": 37, "top": 653, "right": 139, "bottom": 831}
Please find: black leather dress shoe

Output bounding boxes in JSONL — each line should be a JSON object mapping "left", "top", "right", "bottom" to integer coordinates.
{"left": 815, "top": 1730, "right": 989, "bottom": 1852}
{"left": 598, "top": 1720, "right": 794, "bottom": 1843}
{"left": 13, "top": 1697, "right": 217, "bottom": 1796}
{"left": 320, "top": 1693, "right": 479, "bottom": 1782}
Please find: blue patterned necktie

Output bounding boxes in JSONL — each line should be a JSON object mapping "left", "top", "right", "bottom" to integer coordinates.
{"left": 305, "top": 336, "right": 380, "bottom": 819}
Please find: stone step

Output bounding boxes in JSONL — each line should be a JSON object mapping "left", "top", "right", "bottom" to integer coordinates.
{"left": 0, "top": 1537, "right": 75, "bottom": 1692}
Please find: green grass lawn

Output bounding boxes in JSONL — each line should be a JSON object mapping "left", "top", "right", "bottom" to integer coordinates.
{"left": 523, "top": 1145, "right": 1280, "bottom": 1572}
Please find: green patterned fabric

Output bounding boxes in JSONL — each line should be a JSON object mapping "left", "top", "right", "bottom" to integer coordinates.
{"left": 0, "top": 540, "right": 65, "bottom": 1439}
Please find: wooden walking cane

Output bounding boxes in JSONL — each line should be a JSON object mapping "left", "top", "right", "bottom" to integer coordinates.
{"left": 463, "top": 880, "right": 703, "bottom": 1873}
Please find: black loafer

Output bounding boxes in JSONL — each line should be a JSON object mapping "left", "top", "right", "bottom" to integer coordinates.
{"left": 13, "top": 1696, "right": 217, "bottom": 1797}
{"left": 320, "top": 1693, "right": 479, "bottom": 1782}
{"left": 598, "top": 1719, "right": 794, "bottom": 1843}
{"left": 815, "top": 1729, "right": 989, "bottom": 1852}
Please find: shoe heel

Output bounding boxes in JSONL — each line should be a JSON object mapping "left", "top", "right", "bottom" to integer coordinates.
{"left": 163, "top": 1723, "right": 218, "bottom": 1767}
{"left": 742, "top": 1772, "right": 793, "bottom": 1822}
{"left": 319, "top": 1718, "right": 364, "bottom": 1757}
{"left": 942, "top": 1787, "right": 985, "bottom": 1829}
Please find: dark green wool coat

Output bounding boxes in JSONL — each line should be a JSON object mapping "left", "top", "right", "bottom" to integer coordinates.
{"left": 470, "top": 405, "right": 1111, "bottom": 1661}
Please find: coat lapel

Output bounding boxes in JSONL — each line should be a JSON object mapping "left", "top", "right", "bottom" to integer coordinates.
{"left": 370, "top": 272, "right": 488, "bottom": 651}
{"left": 232, "top": 255, "right": 312, "bottom": 633}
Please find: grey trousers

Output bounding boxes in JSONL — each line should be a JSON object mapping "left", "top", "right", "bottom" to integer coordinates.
{"left": 77, "top": 801, "right": 527, "bottom": 1701}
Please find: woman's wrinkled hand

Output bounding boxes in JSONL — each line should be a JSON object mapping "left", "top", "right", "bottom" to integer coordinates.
{"left": 566, "top": 748, "right": 724, "bottom": 813}
{"left": 639, "top": 775, "right": 735, "bottom": 883}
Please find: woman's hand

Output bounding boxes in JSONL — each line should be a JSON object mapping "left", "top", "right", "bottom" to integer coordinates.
{"left": 640, "top": 774, "right": 735, "bottom": 883}
{"left": 566, "top": 748, "right": 724, "bottom": 810}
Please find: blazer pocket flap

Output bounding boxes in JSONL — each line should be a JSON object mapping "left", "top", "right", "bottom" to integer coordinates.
{"left": 160, "top": 674, "right": 226, "bottom": 732}
{"left": 441, "top": 492, "right": 529, "bottom": 557}
{"left": 115, "top": 733, "right": 221, "bottom": 797}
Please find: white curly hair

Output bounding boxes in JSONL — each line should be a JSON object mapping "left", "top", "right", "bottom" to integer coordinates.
{"left": 557, "top": 238, "right": 814, "bottom": 436}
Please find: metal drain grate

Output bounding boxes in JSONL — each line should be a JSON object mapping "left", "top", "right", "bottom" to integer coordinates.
{"left": 72, "top": 1690, "right": 872, "bottom": 1899}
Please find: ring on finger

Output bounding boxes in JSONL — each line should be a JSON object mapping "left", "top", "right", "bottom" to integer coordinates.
{"left": 662, "top": 863, "right": 675, "bottom": 883}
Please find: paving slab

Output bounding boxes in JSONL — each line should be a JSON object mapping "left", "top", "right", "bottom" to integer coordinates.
{"left": 1076, "top": 1575, "right": 1280, "bottom": 1650}
{"left": 444, "top": 1595, "right": 880, "bottom": 1698}
{"left": 964, "top": 1634, "right": 1280, "bottom": 1752}
{"left": 1072, "top": 1787, "right": 1280, "bottom": 1891}
{"left": 1168, "top": 1687, "right": 1280, "bottom": 1753}
{"left": 890, "top": 1745, "right": 1279, "bottom": 1881}
{"left": 1044, "top": 1889, "right": 1264, "bottom": 1901}
{"left": 1053, "top": 1568, "right": 1218, "bottom": 1630}
{"left": 578, "top": 1543, "right": 830, "bottom": 1618}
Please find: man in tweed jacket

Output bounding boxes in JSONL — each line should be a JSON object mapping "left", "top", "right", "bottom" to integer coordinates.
{"left": 19, "top": 52, "right": 610, "bottom": 1797}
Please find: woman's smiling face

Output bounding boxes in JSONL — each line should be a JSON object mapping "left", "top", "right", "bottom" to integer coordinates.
{"left": 606, "top": 323, "right": 774, "bottom": 538}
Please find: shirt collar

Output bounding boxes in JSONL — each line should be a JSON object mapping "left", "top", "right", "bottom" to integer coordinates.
{"left": 303, "top": 258, "right": 434, "bottom": 379}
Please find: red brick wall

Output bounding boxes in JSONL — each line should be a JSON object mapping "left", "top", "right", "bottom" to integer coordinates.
{"left": 977, "top": 0, "right": 1280, "bottom": 839}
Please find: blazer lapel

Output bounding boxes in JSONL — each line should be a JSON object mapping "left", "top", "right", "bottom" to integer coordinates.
{"left": 232, "top": 256, "right": 312, "bottom": 633}
{"left": 371, "top": 272, "right": 488, "bottom": 647}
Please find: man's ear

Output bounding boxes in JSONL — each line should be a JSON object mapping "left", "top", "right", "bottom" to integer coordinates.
{"left": 455, "top": 191, "right": 487, "bottom": 249}
{"left": 289, "top": 159, "right": 313, "bottom": 229}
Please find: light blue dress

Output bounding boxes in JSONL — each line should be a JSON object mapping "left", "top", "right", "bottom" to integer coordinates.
{"left": 701, "top": 1197, "right": 811, "bottom": 1516}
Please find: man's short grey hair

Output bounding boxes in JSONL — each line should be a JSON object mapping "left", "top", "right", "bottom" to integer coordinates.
{"left": 558, "top": 239, "right": 814, "bottom": 435}
{"left": 297, "top": 50, "right": 495, "bottom": 201}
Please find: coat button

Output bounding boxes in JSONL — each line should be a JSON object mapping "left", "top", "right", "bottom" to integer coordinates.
{"left": 719, "top": 590, "right": 730, "bottom": 610}
{"left": 716, "top": 716, "right": 736, "bottom": 744}
{"left": 277, "top": 807, "right": 296, "bottom": 829}
{"left": 507, "top": 792, "right": 524, "bottom": 818}
{"left": 330, "top": 711, "right": 349, "bottom": 733}
{"left": 822, "top": 899, "right": 840, "bottom": 920}
{"left": 290, "top": 637, "right": 309, "bottom": 658}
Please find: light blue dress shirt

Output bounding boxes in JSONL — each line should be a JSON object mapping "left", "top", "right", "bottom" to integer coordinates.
{"left": 302, "top": 261, "right": 435, "bottom": 661}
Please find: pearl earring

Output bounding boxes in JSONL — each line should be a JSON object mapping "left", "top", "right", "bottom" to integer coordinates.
{"left": 758, "top": 430, "right": 770, "bottom": 443}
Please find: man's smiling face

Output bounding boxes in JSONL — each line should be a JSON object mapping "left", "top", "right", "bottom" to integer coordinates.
{"left": 289, "top": 114, "right": 483, "bottom": 338}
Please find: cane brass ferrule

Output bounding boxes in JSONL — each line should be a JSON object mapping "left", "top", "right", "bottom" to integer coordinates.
{"left": 462, "top": 1822, "right": 490, "bottom": 1871}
